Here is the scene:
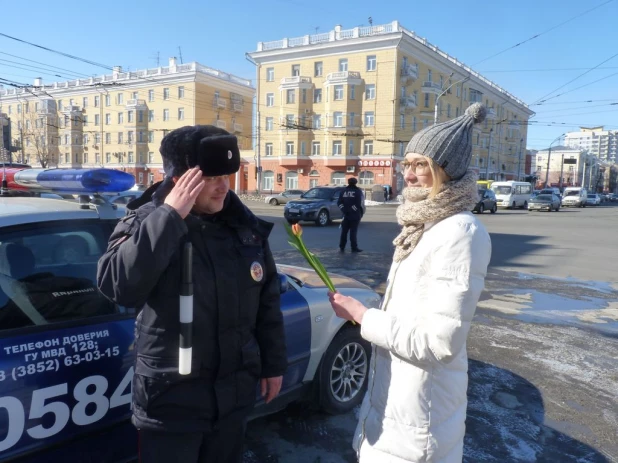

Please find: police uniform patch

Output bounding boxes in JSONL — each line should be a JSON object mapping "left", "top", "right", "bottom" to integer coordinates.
{"left": 227, "top": 150, "right": 233, "bottom": 160}
{"left": 250, "top": 261, "right": 263, "bottom": 282}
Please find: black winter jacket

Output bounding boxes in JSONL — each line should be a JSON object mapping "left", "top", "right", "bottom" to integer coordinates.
{"left": 97, "top": 183, "right": 287, "bottom": 432}
{"left": 337, "top": 185, "right": 364, "bottom": 221}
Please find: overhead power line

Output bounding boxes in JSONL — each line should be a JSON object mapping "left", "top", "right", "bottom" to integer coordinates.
{"left": 472, "top": 0, "right": 615, "bottom": 66}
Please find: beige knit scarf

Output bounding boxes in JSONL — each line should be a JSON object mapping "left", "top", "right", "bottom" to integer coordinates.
{"left": 393, "top": 170, "right": 479, "bottom": 262}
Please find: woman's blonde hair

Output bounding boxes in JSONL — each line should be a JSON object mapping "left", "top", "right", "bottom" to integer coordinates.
{"left": 426, "top": 157, "right": 451, "bottom": 198}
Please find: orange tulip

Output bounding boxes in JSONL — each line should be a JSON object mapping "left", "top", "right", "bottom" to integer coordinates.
{"left": 291, "top": 223, "right": 302, "bottom": 237}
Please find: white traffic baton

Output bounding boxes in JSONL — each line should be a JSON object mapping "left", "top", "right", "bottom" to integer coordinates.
{"left": 179, "top": 242, "right": 193, "bottom": 375}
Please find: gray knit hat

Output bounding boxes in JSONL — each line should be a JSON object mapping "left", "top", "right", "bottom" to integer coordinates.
{"left": 405, "top": 102, "right": 487, "bottom": 180}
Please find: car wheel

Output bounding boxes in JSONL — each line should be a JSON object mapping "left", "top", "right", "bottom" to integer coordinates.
{"left": 490, "top": 204, "right": 497, "bottom": 214}
{"left": 269, "top": 199, "right": 279, "bottom": 206}
{"left": 319, "top": 327, "right": 371, "bottom": 415}
{"left": 478, "top": 204, "right": 484, "bottom": 214}
{"left": 316, "top": 209, "right": 330, "bottom": 227}
{"left": 522, "top": 201, "right": 528, "bottom": 210}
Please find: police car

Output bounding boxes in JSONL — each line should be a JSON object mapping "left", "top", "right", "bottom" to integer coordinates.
{"left": 0, "top": 167, "right": 380, "bottom": 462}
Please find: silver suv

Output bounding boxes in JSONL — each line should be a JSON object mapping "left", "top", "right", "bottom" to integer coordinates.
{"left": 284, "top": 186, "right": 365, "bottom": 227}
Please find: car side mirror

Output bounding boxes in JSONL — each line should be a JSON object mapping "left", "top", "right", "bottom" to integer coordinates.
{"left": 278, "top": 273, "right": 289, "bottom": 294}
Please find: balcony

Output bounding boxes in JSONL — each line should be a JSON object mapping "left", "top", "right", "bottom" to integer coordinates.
{"left": 232, "top": 122, "right": 243, "bottom": 133}
{"left": 421, "top": 81, "right": 442, "bottom": 95}
{"left": 126, "top": 99, "right": 147, "bottom": 109}
{"left": 213, "top": 97, "right": 227, "bottom": 109}
{"left": 278, "top": 155, "right": 311, "bottom": 167}
{"left": 399, "top": 95, "right": 417, "bottom": 112}
{"left": 214, "top": 120, "right": 227, "bottom": 129}
{"left": 400, "top": 64, "right": 419, "bottom": 83}
{"left": 232, "top": 103, "right": 244, "bottom": 113}
{"left": 325, "top": 71, "right": 362, "bottom": 84}
{"left": 63, "top": 105, "right": 82, "bottom": 113}
{"left": 280, "top": 76, "right": 312, "bottom": 88}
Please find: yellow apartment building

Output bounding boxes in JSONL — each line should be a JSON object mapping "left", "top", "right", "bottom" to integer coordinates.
{"left": 247, "top": 21, "right": 534, "bottom": 194}
{"left": 0, "top": 57, "right": 254, "bottom": 189}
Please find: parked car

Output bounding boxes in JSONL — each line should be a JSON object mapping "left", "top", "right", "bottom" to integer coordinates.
{"left": 284, "top": 186, "right": 366, "bottom": 227}
{"left": 264, "top": 189, "right": 305, "bottom": 206}
{"left": 586, "top": 193, "right": 601, "bottom": 206}
{"left": 539, "top": 188, "right": 561, "bottom": 198}
{"left": 473, "top": 189, "right": 498, "bottom": 214}
{"left": 528, "top": 193, "right": 561, "bottom": 212}
{"left": 561, "top": 187, "right": 588, "bottom": 208}
{"left": 0, "top": 168, "right": 381, "bottom": 462}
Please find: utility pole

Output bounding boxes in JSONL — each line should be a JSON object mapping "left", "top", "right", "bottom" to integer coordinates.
{"left": 544, "top": 134, "right": 565, "bottom": 188}
{"left": 516, "top": 138, "right": 524, "bottom": 180}
{"left": 485, "top": 129, "right": 493, "bottom": 180}
{"left": 178, "top": 47, "right": 184, "bottom": 64}
{"left": 559, "top": 153, "right": 564, "bottom": 191}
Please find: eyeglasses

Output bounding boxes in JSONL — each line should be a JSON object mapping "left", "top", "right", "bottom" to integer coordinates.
{"left": 401, "top": 160, "right": 430, "bottom": 175}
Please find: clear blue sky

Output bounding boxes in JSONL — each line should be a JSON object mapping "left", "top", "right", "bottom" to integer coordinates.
{"left": 1, "top": 0, "right": 617, "bottom": 150}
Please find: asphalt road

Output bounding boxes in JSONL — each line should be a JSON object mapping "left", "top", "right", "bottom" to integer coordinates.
{"left": 242, "top": 200, "right": 618, "bottom": 463}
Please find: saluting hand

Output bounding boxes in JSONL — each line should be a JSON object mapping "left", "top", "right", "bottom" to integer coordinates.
{"left": 164, "top": 167, "right": 205, "bottom": 219}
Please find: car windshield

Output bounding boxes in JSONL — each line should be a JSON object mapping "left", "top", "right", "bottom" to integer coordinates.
{"left": 589, "top": 194, "right": 597, "bottom": 198}
{"left": 536, "top": 195, "right": 552, "bottom": 201}
{"left": 301, "top": 188, "right": 334, "bottom": 199}
{"left": 492, "top": 186, "right": 511, "bottom": 195}
{"left": 564, "top": 190, "right": 580, "bottom": 196}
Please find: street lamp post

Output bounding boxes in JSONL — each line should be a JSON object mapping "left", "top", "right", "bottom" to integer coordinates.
{"left": 485, "top": 128, "right": 493, "bottom": 180}
{"left": 544, "top": 133, "right": 565, "bottom": 188}
{"left": 516, "top": 138, "right": 524, "bottom": 180}
{"left": 434, "top": 74, "right": 470, "bottom": 124}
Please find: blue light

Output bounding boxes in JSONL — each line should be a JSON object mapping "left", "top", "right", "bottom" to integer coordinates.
{"left": 14, "top": 168, "right": 136, "bottom": 193}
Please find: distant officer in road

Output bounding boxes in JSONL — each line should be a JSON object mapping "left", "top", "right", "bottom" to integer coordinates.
{"left": 338, "top": 177, "right": 363, "bottom": 253}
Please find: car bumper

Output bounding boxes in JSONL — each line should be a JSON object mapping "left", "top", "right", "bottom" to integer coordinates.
{"left": 285, "top": 209, "right": 319, "bottom": 221}
{"left": 528, "top": 204, "right": 552, "bottom": 211}
{"left": 562, "top": 200, "right": 582, "bottom": 206}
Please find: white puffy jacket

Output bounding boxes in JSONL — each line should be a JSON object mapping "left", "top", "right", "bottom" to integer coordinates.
{"left": 355, "top": 211, "right": 491, "bottom": 462}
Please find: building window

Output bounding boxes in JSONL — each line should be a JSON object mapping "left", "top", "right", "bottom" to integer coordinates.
{"left": 117, "top": 93, "right": 123, "bottom": 104}
{"left": 128, "top": 152, "right": 134, "bottom": 163}
{"left": 148, "top": 110, "right": 155, "bottom": 122}
{"left": 82, "top": 97, "right": 88, "bottom": 108}
{"left": 400, "top": 114, "right": 405, "bottom": 129}
{"left": 339, "top": 59, "right": 348, "bottom": 72}
{"left": 333, "top": 112, "right": 344, "bottom": 127}
{"left": 128, "top": 110, "right": 134, "bottom": 123}
{"left": 364, "top": 112, "right": 375, "bottom": 127}
{"left": 300, "top": 141, "right": 306, "bottom": 155}
{"left": 83, "top": 153, "right": 88, "bottom": 163}
{"left": 138, "top": 110, "right": 144, "bottom": 123}
{"left": 178, "top": 86, "right": 185, "bottom": 98}
{"left": 138, "top": 131, "right": 144, "bottom": 143}
{"left": 163, "top": 109, "right": 169, "bottom": 121}
{"left": 262, "top": 170, "right": 274, "bottom": 190}
{"left": 331, "top": 171, "right": 345, "bottom": 185}
{"left": 163, "top": 88, "right": 170, "bottom": 100}
{"left": 314, "top": 61, "right": 323, "bottom": 77}
{"left": 105, "top": 153, "right": 111, "bottom": 163}
{"left": 265, "top": 143, "right": 273, "bottom": 156}
{"left": 132, "top": 91, "right": 138, "bottom": 99}
{"left": 424, "top": 93, "right": 430, "bottom": 108}
{"left": 105, "top": 133, "right": 111, "bottom": 144}
{"left": 334, "top": 85, "right": 344, "bottom": 100}
{"left": 332, "top": 141, "right": 342, "bottom": 155}
{"left": 314, "top": 89, "right": 322, "bottom": 103}
{"left": 265, "top": 117, "right": 273, "bottom": 131}
{"left": 301, "top": 89, "right": 307, "bottom": 104}
{"left": 178, "top": 108, "right": 185, "bottom": 121}
{"left": 148, "top": 131, "right": 154, "bottom": 142}
{"left": 118, "top": 132, "right": 124, "bottom": 144}
{"left": 291, "top": 64, "right": 300, "bottom": 76}
{"left": 286, "top": 171, "right": 298, "bottom": 189}
{"left": 348, "top": 140, "right": 354, "bottom": 155}
{"left": 105, "top": 95, "right": 111, "bottom": 106}
{"left": 359, "top": 171, "right": 374, "bottom": 185}
{"left": 313, "top": 115, "right": 321, "bottom": 129}
{"left": 95, "top": 133, "right": 101, "bottom": 144}
{"left": 312, "top": 142, "right": 320, "bottom": 155}
{"left": 286, "top": 141, "right": 294, "bottom": 156}
{"left": 366, "top": 55, "right": 377, "bottom": 71}
{"left": 266, "top": 93, "right": 274, "bottom": 106}
{"left": 350, "top": 85, "right": 356, "bottom": 100}
{"left": 286, "top": 89, "right": 295, "bottom": 104}
{"left": 365, "top": 84, "right": 376, "bottom": 100}
{"left": 424, "top": 119, "right": 429, "bottom": 128}
{"left": 138, "top": 172, "right": 144, "bottom": 183}
{"left": 83, "top": 134, "right": 89, "bottom": 145}
{"left": 105, "top": 113, "right": 110, "bottom": 125}
{"left": 94, "top": 114, "right": 100, "bottom": 126}
{"left": 447, "top": 104, "right": 451, "bottom": 118}
{"left": 148, "top": 90, "right": 155, "bottom": 102}
{"left": 148, "top": 152, "right": 154, "bottom": 163}
{"left": 364, "top": 141, "right": 374, "bottom": 155}
{"left": 127, "top": 131, "right": 134, "bottom": 144}
{"left": 348, "top": 112, "right": 356, "bottom": 127}
{"left": 400, "top": 142, "right": 405, "bottom": 156}
{"left": 456, "top": 107, "right": 460, "bottom": 117}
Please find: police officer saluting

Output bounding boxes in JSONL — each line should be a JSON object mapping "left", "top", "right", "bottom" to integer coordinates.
{"left": 337, "top": 177, "right": 363, "bottom": 253}
{"left": 97, "top": 125, "right": 287, "bottom": 463}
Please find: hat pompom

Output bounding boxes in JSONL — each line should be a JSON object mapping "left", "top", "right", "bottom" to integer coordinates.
{"left": 465, "top": 103, "right": 486, "bottom": 124}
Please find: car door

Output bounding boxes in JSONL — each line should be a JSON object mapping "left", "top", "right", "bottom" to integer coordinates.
{"left": 330, "top": 189, "right": 343, "bottom": 219}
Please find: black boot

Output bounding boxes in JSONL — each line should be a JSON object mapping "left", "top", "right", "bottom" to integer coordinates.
{"left": 351, "top": 248, "right": 363, "bottom": 253}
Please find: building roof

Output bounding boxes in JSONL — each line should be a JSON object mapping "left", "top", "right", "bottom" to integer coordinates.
{"left": 250, "top": 20, "right": 530, "bottom": 112}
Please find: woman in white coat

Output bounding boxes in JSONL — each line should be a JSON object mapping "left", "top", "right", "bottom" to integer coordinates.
{"left": 329, "top": 103, "right": 492, "bottom": 463}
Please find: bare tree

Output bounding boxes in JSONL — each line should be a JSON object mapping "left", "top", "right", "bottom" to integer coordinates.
{"left": 19, "top": 109, "right": 59, "bottom": 168}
